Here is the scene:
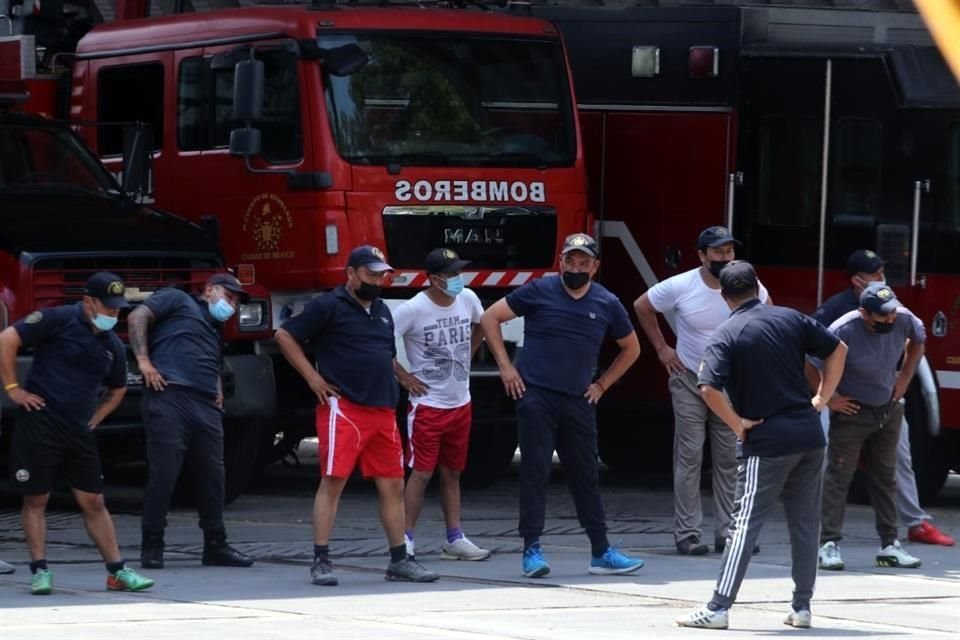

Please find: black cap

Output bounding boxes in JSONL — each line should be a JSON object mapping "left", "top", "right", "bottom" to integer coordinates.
{"left": 698, "top": 225, "right": 741, "bottom": 250}
{"left": 846, "top": 249, "right": 886, "bottom": 276}
{"left": 347, "top": 245, "right": 394, "bottom": 272}
{"left": 208, "top": 273, "right": 250, "bottom": 303}
{"left": 561, "top": 233, "right": 599, "bottom": 258}
{"left": 425, "top": 248, "right": 470, "bottom": 275}
{"left": 84, "top": 272, "right": 129, "bottom": 309}
{"left": 860, "top": 282, "right": 899, "bottom": 315}
{"left": 718, "top": 260, "right": 758, "bottom": 296}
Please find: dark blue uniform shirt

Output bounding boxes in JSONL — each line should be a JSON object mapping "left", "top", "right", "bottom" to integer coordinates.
{"left": 280, "top": 286, "right": 398, "bottom": 408}
{"left": 812, "top": 288, "right": 859, "bottom": 327}
{"left": 505, "top": 276, "right": 634, "bottom": 396}
{"left": 698, "top": 299, "right": 841, "bottom": 458}
{"left": 14, "top": 303, "right": 126, "bottom": 429}
{"left": 143, "top": 288, "right": 222, "bottom": 397}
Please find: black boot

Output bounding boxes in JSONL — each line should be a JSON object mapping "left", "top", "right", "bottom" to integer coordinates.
{"left": 141, "top": 531, "right": 165, "bottom": 569}
{"left": 201, "top": 529, "right": 254, "bottom": 567}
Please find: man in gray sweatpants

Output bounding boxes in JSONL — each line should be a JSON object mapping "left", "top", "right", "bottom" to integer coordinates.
{"left": 676, "top": 262, "right": 847, "bottom": 631}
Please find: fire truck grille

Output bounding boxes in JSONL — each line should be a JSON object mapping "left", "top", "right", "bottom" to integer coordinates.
{"left": 382, "top": 205, "right": 557, "bottom": 270}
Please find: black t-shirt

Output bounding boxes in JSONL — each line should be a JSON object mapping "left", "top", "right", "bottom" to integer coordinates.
{"left": 812, "top": 288, "right": 859, "bottom": 327}
{"left": 505, "top": 276, "right": 634, "bottom": 396}
{"left": 280, "top": 286, "right": 398, "bottom": 408}
{"left": 14, "top": 303, "right": 126, "bottom": 429}
{"left": 143, "top": 288, "right": 222, "bottom": 397}
{"left": 698, "top": 299, "right": 840, "bottom": 458}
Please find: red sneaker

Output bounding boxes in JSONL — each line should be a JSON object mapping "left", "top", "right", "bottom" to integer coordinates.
{"left": 908, "top": 522, "right": 955, "bottom": 546}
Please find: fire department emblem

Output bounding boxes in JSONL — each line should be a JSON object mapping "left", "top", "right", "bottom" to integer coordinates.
{"left": 108, "top": 282, "right": 125, "bottom": 296}
{"left": 371, "top": 247, "right": 386, "bottom": 260}
{"left": 15, "top": 469, "right": 30, "bottom": 482}
{"left": 570, "top": 234, "right": 588, "bottom": 246}
{"left": 877, "top": 287, "right": 893, "bottom": 301}
{"left": 25, "top": 311, "right": 43, "bottom": 324}
{"left": 864, "top": 250, "right": 877, "bottom": 259}
{"left": 242, "top": 193, "right": 294, "bottom": 256}
{"left": 442, "top": 249, "right": 457, "bottom": 260}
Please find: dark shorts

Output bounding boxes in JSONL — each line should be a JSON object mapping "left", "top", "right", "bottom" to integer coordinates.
{"left": 9, "top": 411, "right": 103, "bottom": 495}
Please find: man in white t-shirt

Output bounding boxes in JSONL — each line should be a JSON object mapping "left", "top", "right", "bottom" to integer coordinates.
{"left": 394, "top": 248, "right": 491, "bottom": 562}
{"left": 633, "top": 226, "right": 770, "bottom": 556}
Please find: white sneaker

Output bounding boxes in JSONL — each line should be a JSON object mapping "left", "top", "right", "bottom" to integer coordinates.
{"left": 676, "top": 605, "right": 729, "bottom": 629}
{"left": 0, "top": 559, "right": 15, "bottom": 575}
{"left": 784, "top": 609, "right": 812, "bottom": 628}
{"left": 404, "top": 534, "right": 415, "bottom": 559}
{"left": 441, "top": 536, "right": 491, "bottom": 561}
{"left": 818, "top": 541, "right": 844, "bottom": 570}
{"left": 876, "top": 540, "right": 921, "bottom": 568}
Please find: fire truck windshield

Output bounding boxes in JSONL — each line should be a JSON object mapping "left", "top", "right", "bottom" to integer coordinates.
{"left": 319, "top": 33, "right": 576, "bottom": 168}
{"left": 0, "top": 122, "right": 118, "bottom": 196}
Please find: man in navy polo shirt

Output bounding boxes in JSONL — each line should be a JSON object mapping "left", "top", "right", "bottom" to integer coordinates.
{"left": 480, "top": 233, "right": 644, "bottom": 578}
{"left": 676, "top": 261, "right": 847, "bottom": 631}
{"left": 0, "top": 272, "right": 154, "bottom": 595}
{"left": 276, "top": 245, "right": 439, "bottom": 586}
{"left": 127, "top": 273, "right": 254, "bottom": 570}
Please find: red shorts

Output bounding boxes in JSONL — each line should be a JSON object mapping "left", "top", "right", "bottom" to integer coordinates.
{"left": 315, "top": 397, "right": 403, "bottom": 479}
{"left": 405, "top": 402, "right": 472, "bottom": 473}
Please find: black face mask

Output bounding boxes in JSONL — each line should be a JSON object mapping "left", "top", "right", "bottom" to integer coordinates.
{"left": 354, "top": 281, "right": 382, "bottom": 301}
{"left": 708, "top": 260, "right": 730, "bottom": 279}
{"left": 562, "top": 271, "right": 591, "bottom": 290}
{"left": 871, "top": 320, "right": 896, "bottom": 334}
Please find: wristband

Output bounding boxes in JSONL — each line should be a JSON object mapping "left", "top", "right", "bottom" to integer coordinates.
{"left": 4, "top": 382, "right": 19, "bottom": 391}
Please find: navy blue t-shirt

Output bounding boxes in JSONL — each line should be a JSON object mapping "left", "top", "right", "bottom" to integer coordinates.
{"left": 143, "top": 288, "right": 222, "bottom": 397}
{"left": 280, "top": 286, "right": 398, "bottom": 408}
{"left": 505, "top": 276, "right": 634, "bottom": 396}
{"left": 14, "top": 303, "right": 126, "bottom": 429}
{"left": 812, "top": 288, "right": 859, "bottom": 328}
{"left": 698, "top": 299, "right": 841, "bottom": 458}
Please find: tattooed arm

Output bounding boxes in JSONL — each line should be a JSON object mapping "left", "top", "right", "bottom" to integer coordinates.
{"left": 127, "top": 306, "right": 166, "bottom": 391}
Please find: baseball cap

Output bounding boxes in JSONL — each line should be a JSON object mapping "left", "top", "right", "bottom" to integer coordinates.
{"left": 561, "top": 233, "right": 599, "bottom": 258}
{"left": 860, "top": 281, "right": 899, "bottom": 315}
{"left": 718, "top": 260, "right": 758, "bottom": 296}
{"left": 84, "top": 272, "right": 130, "bottom": 309}
{"left": 698, "top": 225, "right": 741, "bottom": 250}
{"left": 425, "top": 248, "right": 470, "bottom": 275}
{"left": 846, "top": 249, "right": 886, "bottom": 276}
{"left": 208, "top": 273, "right": 250, "bottom": 303}
{"left": 347, "top": 245, "right": 394, "bottom": 272}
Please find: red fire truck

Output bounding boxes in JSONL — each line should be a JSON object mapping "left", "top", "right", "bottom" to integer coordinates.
{"left": 0, "top": 33, "right": 274, "bottom": 502}
{"left": 61, "top": 0, "right": 588, "bottom": 485}
{"left": 535, "top": 2, "right": 960, "bottom": 501}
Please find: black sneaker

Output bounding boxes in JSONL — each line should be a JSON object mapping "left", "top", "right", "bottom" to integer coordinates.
{"left": 715, "top": 537, "right": 760, "bottom": 555}
{"left": 140, "top": 532, "right": 165, "bottom": 569}
{"left": 385, "top": 557, "right": 439, "bottom": 582}
{"left": 677, "top": 536, "right": 710, "bottom": 556}
{"left": 202, "top": 543, "right": 255, "bottom": 567}
{"left": 310, "top": 558, "right": 338, "bottom": 586}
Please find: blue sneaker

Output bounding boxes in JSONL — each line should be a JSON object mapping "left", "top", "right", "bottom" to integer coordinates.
{"left": 521, "top": 543, "right": 550, "bottom": 578}
{"left": 589, "top": 545, "right": 644, "bottom": 575}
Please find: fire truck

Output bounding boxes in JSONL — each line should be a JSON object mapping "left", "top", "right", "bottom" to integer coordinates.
{"left": 0, "top": 33, "right": 274, "bottom": 502}
{"left": 48, "top": 0, "right": 589, "bottom": 486}
{"left": 532, "top": 1, "right": 960, "bottom": 501}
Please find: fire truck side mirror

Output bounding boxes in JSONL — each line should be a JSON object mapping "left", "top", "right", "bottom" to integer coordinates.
{"left": 121, "top": 125, "right": 153, "bottom": 198}
{"left": 229, "top": 128, "right": 262, "bottom": 158}
{"left": 233, "top": 59, "right": 264, "bottom": 122}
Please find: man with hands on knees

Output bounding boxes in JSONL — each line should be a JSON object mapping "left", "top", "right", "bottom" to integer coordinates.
{"left": 480, "top": 233, "right": 645, "bottom": 579}
{"left": 0, "top": 272, "right": 154, "bottom": 595}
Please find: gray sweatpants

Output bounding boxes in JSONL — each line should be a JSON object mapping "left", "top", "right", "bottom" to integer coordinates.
{"left": 670, "top": 369, "right": 737, "bottom": 543}
{"left": 709, "top": 448, "right": 825, "bottom": 612}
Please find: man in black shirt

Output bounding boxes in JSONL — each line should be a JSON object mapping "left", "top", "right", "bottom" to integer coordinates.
{"left": 677, "top": 262, "right": 847, "bottom": 631}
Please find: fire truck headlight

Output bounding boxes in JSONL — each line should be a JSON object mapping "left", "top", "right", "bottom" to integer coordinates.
{"left": 237, "top": 300, "right": 267, "bottom": 331}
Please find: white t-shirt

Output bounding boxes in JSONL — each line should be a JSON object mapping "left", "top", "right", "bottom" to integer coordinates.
{"left": 646, "top": 267, "right": 769, "bottom": 371}
{"left": 393, "top": 288, "right": 483, "bottom": 409}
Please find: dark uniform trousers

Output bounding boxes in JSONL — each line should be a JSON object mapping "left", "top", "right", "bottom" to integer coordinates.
{"left": 821, "top": 400, "right": 903, "bottom": 546}
{"left": 516, "top": 385, "right": 607, "bottom": 545}
{"left": 142, "top": 384, "right": 226, "bottom": 533}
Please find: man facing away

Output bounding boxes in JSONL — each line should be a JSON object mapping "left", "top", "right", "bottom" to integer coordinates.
{"left": 0, "top": 273, "right": 154, "bottom": 595}
{"left": 394, "top": 248, "right": 491, "bottom": 561}
{"left": 813, "top": 249, "right": 952, "bottom": 547}
{"left": 676, "top": 261, "right": 847, "bottom": 630}
{"left": 634, "top": 226, "right": 770, "bottom": 555}
{"left": 276, "top": 245, "right": 438, "bottom": 585}
{"left": 480, "top": 233, "right": 645, "bottom": 578}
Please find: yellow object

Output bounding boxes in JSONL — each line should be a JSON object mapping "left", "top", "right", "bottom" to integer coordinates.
{"left": 4, "top": 382, "right": 19, "bottom": 391}
{"left": 915, "top": 0, "right": 960, "bottom": 82}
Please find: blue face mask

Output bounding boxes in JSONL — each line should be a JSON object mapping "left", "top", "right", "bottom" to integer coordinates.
{"left": 442, "top": 274, "right": 465, "bottom": 297}
{"left": 92, "top": 313, "right": 118, "bottom": 332}
{"left": 208, "top": 297, "right": 236, "bottom": 322}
